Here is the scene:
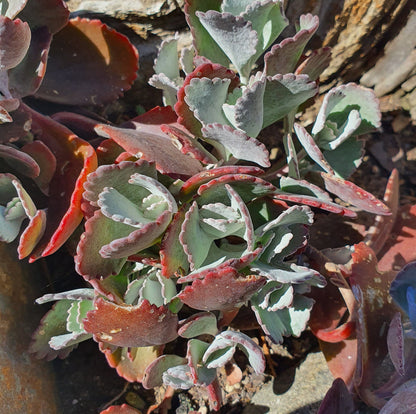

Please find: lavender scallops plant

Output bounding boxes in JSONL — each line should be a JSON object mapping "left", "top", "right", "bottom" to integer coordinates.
{"left": 3, "top": 0, "right": 408, "bottom": 412}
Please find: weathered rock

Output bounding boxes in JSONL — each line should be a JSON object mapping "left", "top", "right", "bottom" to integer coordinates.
{"left": 246, "top": 351, "right": 334, "bottom": 414}
{"left": 0, "top": 243, "right": 60, "bottom": 414}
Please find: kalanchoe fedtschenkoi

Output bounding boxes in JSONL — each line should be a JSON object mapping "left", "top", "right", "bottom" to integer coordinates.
{"left": 1, "top": 1, "right": 412, "bottom": 412}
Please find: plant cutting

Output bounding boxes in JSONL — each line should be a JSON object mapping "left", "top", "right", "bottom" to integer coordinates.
{"left": 1, "top": 0, "right": 415, "bottom": 412}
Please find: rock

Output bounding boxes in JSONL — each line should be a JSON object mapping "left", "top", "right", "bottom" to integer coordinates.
{"left": 246, "top": 351, "right": 334, "bottom": 414}
{"left": 66, "top": 0, "right": 185, "bottom": 20}
{"left": 0, "top": 243, "right": 60, "bottom": 414}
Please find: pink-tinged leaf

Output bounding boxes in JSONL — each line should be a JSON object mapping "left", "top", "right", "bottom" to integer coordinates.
{"left": 197, "top": 173, "right": 276, "bottom": 204}
{"left": 378, "top": 204, "right": 416, "bottom": 272}
{"left": 100, "top": 404, "right": 142, "bottom": 414}
{"left": 274, "top": 191, "right": 357, "bottom": 218}
{"left": 74, "top": 210, "right": 130, "bottom": 280}
{"left": 29, "top": 300, "right": 77, "bottom": 361}
{"left": 365, "top": 169, "right": 399, "bottom": 255}
{"left": 379, "top": 384, "right": 416, "bottom": 414}
{"left": 101, "top": 343, "right": 163, "bottom": 383}
{"left": 95, "top": 108, "right": 203, "bottom": 179}
{"left": 142, "top": 355, "right": 187, "bottom": 389}
{"left": 202, "top": 123, "right": 270, "bottom": 167}
{"left": 319, "top": 338, "right": 357, "bottom": 387}
{"left": 265, "top": 13, "right": 319, "bottom": 75}
{"left": 308, "top": 276, "right": 355, "bottom": 343}
{"left": 203, "top": 330, "right": 265, "bottom": 375}
{"left": 82, "top": 160, "right": 157, "bottom": 208}
{"left": 0, "top": 17, "right": 31, "bottom": 70}
{"left": 387, "top": 312, "right": 405, "bottom": 376}
{"left": 294, "top": 123, "right": 334, "bottom": 173}
{"left": 179, "top": 267, "right": 265, "bottom": 311}
{"left": 0, "top": 143, "right": 40, "bottom": 178}
{"left": 317, "top": 378, "right": 355, "bottom": 414}
{"left": 21, "top": 140, "right": 56, "bottom": 195}
{"left": 295, "top": 47, "right": 332, "bottom": 81}
{"left": 84, "top": 297, "right": 178, "bottom": 347}
{"left": 350, "top": 242, "right": 399, "bottom": 409}
{"left": 8, "top": 26, "right": 52, "bottom": 98}
{"left": 321, "top": 172, "right": 391, "bottom": 215}
{"left": 160, "top": 123, "right": 218, "bottom": 164}
{"left": 26, "top": 107, "right": 98, "bottom": 260}
{"left": 36, "top": 17, "right": 138, "bottom": 106}
{"left": 99, "top": 210, "right": 172, "bottom": 259}
{"left": 177, "top": 248, "right": 262, "bottom": 284}
{"left": 160, "top": 208, "right": 190, "bottom": 278}
{"left": 178, "top": 312, "right": 218, "bottom": 338}
{"left": 180, "top": 165, "right": 264, "bottom": 199}
{"left": 18, "top": 209, "right": 46, "bottom": 259}
{"left": 175, "top": 62, "right": 239, "bottom": 135}
{"left": 17, "top": 0, "right": 69, "bottom": 34}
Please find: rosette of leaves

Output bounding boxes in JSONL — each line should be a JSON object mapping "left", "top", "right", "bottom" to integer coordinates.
{"left": 0, "top": 0, "right": 139, "bottom": 260}
{"left": 75, "top": 160, "right": 178, "bottom": 280}
{"left": 31, "top": 265, "right": 179, "bottom": 383}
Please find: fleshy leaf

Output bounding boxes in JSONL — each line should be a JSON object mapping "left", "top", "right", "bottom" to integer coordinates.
{"left": 0, "top": 16, "right": 31, "bottom": 70}
{"left": 175, "top": 62, "right": 239, "bottom": 135}
{"left": 102, "top": 344, "right": 163, "bottom": 383}
{"left": 262, "top": 74, "right": 317, "bottom": 128}
{"left": 184, "top": 76, "right": 232, "bottom": 126}
{"left": 264, "top": 13, "right": 319, "bottom": 75}
{"left": 17, "top": 0, "right": 69, "bottom": 34}
{"left": 178, "top": 312, "right": 218, "bottom": 338}
{"left": 273, "top": 191, "right": 357, "bottom": 218}
{"left": 100, "top": 404, "right": 142, "bottom": 414}
{"left": 36, "top": 288, "right": 95, "bottom": 304}
{"left": 321, "top": 172, "right": 391, "bottom": 215}
{"left": 179, "top": 266, "right": 265, "bottom": 311}
{"left": 196, "top": 10, "right": 257, "bottom": 82}
{"left": 21, "top": 140, "right": 56, "bottom": 195}
{"left": 252, "top": 294, "right": 314, "bottom": 344}
{"left": 0, "top": 143, "right": 40, "bottom": 178}
{"left": 17, "top": 208, "right": 46, "bottom": 259}
{"left": 387, "top": 312, "right": 405, "bottom": 376}
{"left": 27, "top": 107, "right": 97, "bottom": 260}
{"left": 203, "top": 330, "right": 265, "bottom": 374}
{"left": 142, "top": 355, "right": 187, "bottom": 389}
{"left": 233, "top": 77, "right": 265, "bottom": 137}
{"left": 8, "top": 26, "right": 52, "bottom": 98}
{"left": 379, "top": 384, "right": 416, "bottom": 414}
{"left": 313, "top": 83, "right": 381, "bottom": 136}
{"left": 36, "top": 18, "right": 138, "bottom": 105}
{"left": 160, "top": 123, "right": 218, "bottom": 164}
{"left": 187, "top": 339, "right": 217, "bottom": 385}
{"left": 317, "top": 378, "right": 355, "bottom": 414}
{"left": 179, "top": 165, "right": 264, "bottom": 199}
{"left": 95, "top": 107, "right": 202, "bottom": 179}
{"left": 163, "top": 364, "right": 194, "bottom": 389}
{"left": 29, "top": 300, "right": 77, "bottom": 361}
{"left": 83, "top": 298, "right": 178, "bottom": 347}
{"left": 184, "top": 0, "right": 229, "bottom": 67}
{"left": 201, "top": 123, "right": 270, "bottom": 167}
{"left": 160, "top": 208, "right": 190, "bottom": 278}
{"left": 294, "top": 123, "right": 334, "bottom": 174}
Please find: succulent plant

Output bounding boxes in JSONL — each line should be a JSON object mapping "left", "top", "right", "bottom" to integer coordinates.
{"left": 1, "top": 0, "right": 416, "bottom": 412}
